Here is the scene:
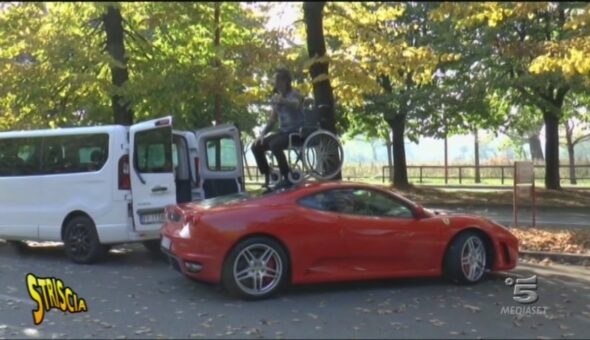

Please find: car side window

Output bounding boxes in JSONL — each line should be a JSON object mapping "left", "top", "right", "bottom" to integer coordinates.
{"left": 350, "top": 189, "right": 414, "bottom": 218}
{"left": 298, "top": 189, "right": 358, "bottom": 214}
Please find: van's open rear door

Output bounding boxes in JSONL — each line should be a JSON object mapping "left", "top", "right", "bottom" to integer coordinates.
{"left": 195, "top": 124, "right": 245, "bottom": 199}
{"left": 130, "top": 116, "right": 176, "bottom": 232}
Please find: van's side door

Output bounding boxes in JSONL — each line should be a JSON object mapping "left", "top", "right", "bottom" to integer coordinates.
{"left": 130, "top": 117, "right": 176, "bottom": 232}
{"left": 195, "top": 124, "right": 245, "bottom": 199}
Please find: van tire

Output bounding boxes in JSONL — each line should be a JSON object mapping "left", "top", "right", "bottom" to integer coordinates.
{"left": 63, "top": 216, "right": 106, "bottom": 264}
{"left": 143, "top": 239, "right": 165, "bottom": 261}
{"left": 8, "top": 240, "right": 29, "bottom": 254}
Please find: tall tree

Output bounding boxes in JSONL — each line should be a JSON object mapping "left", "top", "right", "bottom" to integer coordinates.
{"left": 303, "top": 2, "right": 336, "bottom": 134}
{"left": 213, "top": 2, "right": 222, "bottom": 125}
{"left": 432, "top": 2, "right": 590, "bottom": 189}
{"left": 102, "top": 4, "right": 132, "bottom": 125}
{"left": 323, "top": 2, "right": 456, "bottom": 188}
{"left": 562, "top": 95, "right": 590, "bottom": 184}
{"left": 0, "top": 2, "right": 280, "bottom": 133}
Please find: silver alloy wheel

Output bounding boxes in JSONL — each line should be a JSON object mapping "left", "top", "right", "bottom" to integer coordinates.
{"left": 460, "top": 236, "right": 486, "bottom": 282}
{"left": 233, "top": 243, "right": 283, "bottom": 296}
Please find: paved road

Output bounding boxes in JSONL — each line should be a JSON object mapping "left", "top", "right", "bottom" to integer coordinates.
{"left": 1, "top": 241, "right": 589, "bottom": 339}
{"left": 427, "top": 205, "right": 590, "bottom": 229}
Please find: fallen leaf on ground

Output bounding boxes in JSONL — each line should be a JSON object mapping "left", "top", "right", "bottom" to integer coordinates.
{"left": 429, "top": 319, "right": 445, "bottom": 327}
{"left": 463, "top": 304, "right": 481, "bottom": 313}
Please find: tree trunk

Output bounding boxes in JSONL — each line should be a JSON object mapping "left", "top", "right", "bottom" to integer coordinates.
{"left": 303, "top": 2, "right": 336, "bottom": 133}
{"left": 474, "top": 128, "right": 481, "bottom": 184}
{"left": 444, "top": 131, "right": 448, "bottom": 185}
{"left": 385, "top": 132, "right": 393, "bottom": 183}
{"left": 387, "top": 114, "right": 409, "bottom": 188}
{"left": 543, "top": 111, "right": 561, "bottom": 190}
{"left": 213, "top": 2, "right": 222, "bottom": 125}
{"left": 103, "top": 5, "right": 133, "bottom": 125}
{"left": 528, "top": 133, "right": 544, "bottom": 162}
{"left": 564, "top": 121, "right": 577, "bottom": 185}
{"left": 303, "top": 1, "right": 340, "bottom": 180}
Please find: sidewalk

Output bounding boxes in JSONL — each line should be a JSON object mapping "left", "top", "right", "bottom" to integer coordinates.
{"left": 426, "top": 204, "right": 590, "bottom": 229}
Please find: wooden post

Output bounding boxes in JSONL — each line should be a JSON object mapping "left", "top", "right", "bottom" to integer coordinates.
{"left": 444, "top": 133, "right": 448, "bottom": 185}
{"left": 531, "top": 170, "right": 537, "bottom": 228}
{"left": 419, "top": 166, "right": 423, "bottom": 184}
{"left": 474, "top": 128, "right": 481, "bottom": 183}
{"left": 513, "top": 163, "right": 518, "bottom": 227}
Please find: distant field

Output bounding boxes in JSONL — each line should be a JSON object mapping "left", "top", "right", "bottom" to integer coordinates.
{"left": 244, "top": 163, "right": 590, "bottom": 188}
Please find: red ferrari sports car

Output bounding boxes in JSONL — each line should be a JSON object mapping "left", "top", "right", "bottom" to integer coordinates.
{"left": 160, "top": 182, "right": 518, "bottom": 300}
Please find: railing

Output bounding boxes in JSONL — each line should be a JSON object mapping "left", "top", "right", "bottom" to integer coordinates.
{"left": 381, "top": 164, "right": 590, "bottom": 185}
{"left": 243, "top": 164, "right": 590, "bottom": 186}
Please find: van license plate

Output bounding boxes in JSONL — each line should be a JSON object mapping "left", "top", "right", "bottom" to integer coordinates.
{"left": 140, "top": 212, "right": 165, "bottom": 224}
{"left": 161, "top": 236, "right": 171, "bottom": 250}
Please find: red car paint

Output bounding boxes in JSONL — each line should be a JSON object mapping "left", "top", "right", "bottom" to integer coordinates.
{"left": 160, "top": 182, "right": 518, "bottom": 284}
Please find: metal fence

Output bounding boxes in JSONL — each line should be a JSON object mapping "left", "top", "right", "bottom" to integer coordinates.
{"left": 243, "top": 164, "right": 590, "bottom": 186}
{"left": 381, "top": 164, "right": 590, "bottom": 185}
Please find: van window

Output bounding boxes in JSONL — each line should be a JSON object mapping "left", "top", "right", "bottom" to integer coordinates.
{"left": 41, "top": 134, "right": 109, "bottom": 174}
{"left": 0, "top": 138, "right": 41, "bottom": 176}
{"left": 206, "top": 136, "right": 237, "bottom": 171}
{"left": 135, "top": 127, "right": 173, "bottom": 173}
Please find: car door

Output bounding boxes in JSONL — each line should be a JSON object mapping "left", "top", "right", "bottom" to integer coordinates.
{"left": 292, "top": 191, "right": 351, "bottom": 281}
{"left": 172, "top": 132, "right": 193, "bottom": 204}
{"left": 129, "top": 117, "right": 176, "bottom": 232}
{"left": 194, "top": 124, "right": 245, "bottom": 199}
{"left": 339, "top": 188, "right": 444, "bottom": 275}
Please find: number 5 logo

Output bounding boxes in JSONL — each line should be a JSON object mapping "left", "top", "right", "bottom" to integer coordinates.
{"left": 505, "top": 275, "right": 539, "bottom": 304}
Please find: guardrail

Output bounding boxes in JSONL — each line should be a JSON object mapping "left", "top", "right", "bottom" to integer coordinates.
{"left": 381, "top": 164, "right": 590, "bottom": 185}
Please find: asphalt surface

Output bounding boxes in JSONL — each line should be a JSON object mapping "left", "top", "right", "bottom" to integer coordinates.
{"left": 427, "top": 205, "right": 590, "bottom": 229}
{"left": 1, "top": 241, "right": 589, "bottom": 339}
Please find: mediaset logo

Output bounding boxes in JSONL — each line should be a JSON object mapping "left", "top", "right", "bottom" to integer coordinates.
{"left": 26, "top": 273, "right": 88, "bottom": 325}
{"left": 501, "top": 274, "right": 548, "bottom": 316}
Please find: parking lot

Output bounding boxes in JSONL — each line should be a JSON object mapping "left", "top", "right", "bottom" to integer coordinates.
{"left": 0, "top": 240, "right": 589, "bottom": 339}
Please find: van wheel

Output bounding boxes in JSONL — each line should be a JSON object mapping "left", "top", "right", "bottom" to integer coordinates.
{"left": 8, "top": 240, "right": 29, "bottom": 254}
{"left": 63, "top": 216, "right": 105, "bottom": 264}
{"left": 143, "top": 239, "right": 161, "bottom": 253}
{"left": 143, "top": 239, "right": 165, "bottom": 260}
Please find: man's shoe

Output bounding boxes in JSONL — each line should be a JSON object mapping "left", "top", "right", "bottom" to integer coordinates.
{"left": 274, "top": 179, "right": 294, "bottom": 191}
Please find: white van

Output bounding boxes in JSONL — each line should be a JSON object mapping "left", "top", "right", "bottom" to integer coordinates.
{"left": 0, "top": 117, "right": 244, "bottom": 263}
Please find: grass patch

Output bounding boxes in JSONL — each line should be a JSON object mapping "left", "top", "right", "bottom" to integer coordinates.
{"left": 510, "top": 227, "right": 590, "bottom": 255}
{"left": 392, "top": 185, "right": 590, "bottom": 208}
{"left": 246, "top": 180, "right": 590, "bottom": 208}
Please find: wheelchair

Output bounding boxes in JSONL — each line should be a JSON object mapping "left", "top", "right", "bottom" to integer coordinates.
{"left": 266, "top": 102, "right": 344, "bottom": 186}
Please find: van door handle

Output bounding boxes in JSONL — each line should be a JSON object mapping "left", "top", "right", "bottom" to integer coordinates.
{"left": 151, "top": 186, "right": 168, "bottom": 193}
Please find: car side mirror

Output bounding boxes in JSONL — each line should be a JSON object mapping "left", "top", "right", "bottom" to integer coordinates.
{"left": 414, "top": 205, "right": 426, "bottom": 219}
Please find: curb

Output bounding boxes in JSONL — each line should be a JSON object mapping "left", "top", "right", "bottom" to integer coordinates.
{"left": 422, "top": 203, "right": 590, "bottom": 210}
{"left": 519, "top": 250, "right": 590, "bottom": 265}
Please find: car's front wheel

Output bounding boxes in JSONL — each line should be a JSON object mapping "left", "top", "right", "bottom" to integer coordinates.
{"left": 444, "top": 231, "right": 488, "bottom": 284}
{"left": 222, "top": 237, "right": 289, "bottom": 300}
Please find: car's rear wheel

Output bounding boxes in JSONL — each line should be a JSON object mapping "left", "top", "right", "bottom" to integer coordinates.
{"left": 222, "top": 237, "right": 289, "bottom": 300}
{"left": 63, "top": 216, "right": 107, "bottom": 264}
{"left": 444, "top": 231, "right": 487, "bottom": 284}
